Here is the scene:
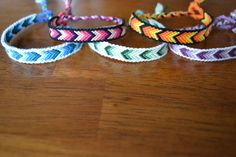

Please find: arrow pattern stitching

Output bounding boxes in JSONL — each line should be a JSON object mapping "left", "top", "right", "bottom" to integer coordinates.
{"left": 129, "top": 11, "right": 214, "bottom": 44}
{"left": 50, "top": 27, "right": 125, "bottom": 42}
{"left": 170, "top": 45, "right": 236, "bottom": 62}
{"left": 88, "top": 42, "right": 168, "bottom": 62}
{"left": 1, "top": 14, "right": 83, "bottom": 64}
{"left": 49, "top": 15, "right": 126, "bottom": 42}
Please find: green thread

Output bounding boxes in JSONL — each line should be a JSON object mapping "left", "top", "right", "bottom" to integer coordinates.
{"left": 94, "top": 42, "right": 100, "bottom": 51}
{"left": 140, "top": 50, "right": 153, "bottom": 59}
{"left": 121, "top": 50, "right": 133, "bottom": 60}
{"left": 90, "top": 42, "right": 167, "bottom": 62}
{"left": 105, "top": 46, "right": 115, "bottom": 56}
{"left": 157, "top": 46, "right": 166, "bottom": 56}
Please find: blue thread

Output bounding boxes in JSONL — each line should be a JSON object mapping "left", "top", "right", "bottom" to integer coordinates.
{"left": 12, "top": 23, "right": 22, "bottom": 34}
{"left": 23, "top": 52, "right": 42, "bottom": 61}
{"left": 34, "top": 0, "right": 53, "bottom": 22}
{"left": 35, "top": 0, "right": 48, "bottom": 13}
{"left": 6, "top": 31, "right": 13, "bottom": 43}
{"left": 134, "top": 10, "right": 149, "bottom": 23}
{"left": 155, "top": 3, "right": 164, "bottom": 15}
{"left": 22, "top": 16, "right": 35, "bottom": 27}
{"left": 60, "top": 43, "right": 77, "bottom": 56}
{"left": 135, "top": 10, "right": 144, "bottom": 15}
{"left": 7, "top": 50, "right": 23, "bottom": 60}
{"left": 36, "top": 10, "right": 53, "bottom": 22}
{"left": 42, "top": 49, "right": 61, "bottom": 61}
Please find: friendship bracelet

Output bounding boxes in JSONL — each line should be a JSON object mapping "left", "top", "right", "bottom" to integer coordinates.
{"left": 88, "top": 41, "right": 168, "bottom": 63}
{"left": 1, "top": 0, "right": 83, "bottom": 64}
{"left": 49, "top": 15, "right": 126, "bottom": 42}
{"left": 88, "top": 5, "right": 168, "bottom": 63}
{"left": 169, "top": 10, "right": 236, "bottom": 62}
{"left": 129, "top": 0, "right": 214, "bottom": 45}
{"left": 48, "top": 0, "right": 126, "bottom": 42}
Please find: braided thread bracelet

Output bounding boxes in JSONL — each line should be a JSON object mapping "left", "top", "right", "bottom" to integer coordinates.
{"left": 49, "top": 15, "right": 126, "bottom": 42}
{"left": 169, "top": 10, "right": 236, "bottom": 62}
{"left": 48, "top": 0, "right": 126, "bottom": 42}
{"left": 88, "top": 41, "right": 168, "bottom": 63}
{"left": 1, "top": 0, "right": 83, "bottom": 64}
{"left": 88, "top": 7, "right": 168, "bottom": 63}
{"left": 129, "top": 0, "right": 214, "bottom": 45}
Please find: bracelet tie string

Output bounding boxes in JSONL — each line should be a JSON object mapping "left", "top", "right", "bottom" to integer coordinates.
{"left": 57, "top": 0, "right": 73, "bottom": 25}
{"left": 35, "top": 0, "right": 53, "bottom": 22}
{"left": 214, "top": 10, "right": 236, "bottom": 31}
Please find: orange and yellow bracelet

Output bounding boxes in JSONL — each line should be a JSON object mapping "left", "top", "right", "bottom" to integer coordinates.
{"left": 129, "top": 0, "right": 214, "bottom": 45}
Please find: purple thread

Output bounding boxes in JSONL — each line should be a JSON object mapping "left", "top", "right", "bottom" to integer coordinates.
{"left": 228, "top": 48, "right": 236, "bottom": 57}
{"left": 180, "top": 48, "right": 191, "bottom": 57}
{"left": 214, "top": 10, "right": 236, "bottom": 30}
{"left": 213, "top": 50, "right": 225, "bottom": 59}
{"left": 196, "top": 51, "right": 208, "bottom": 59}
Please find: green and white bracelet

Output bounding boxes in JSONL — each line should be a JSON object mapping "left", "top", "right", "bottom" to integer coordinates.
{"left": 88, "top": 41, "right": 168, "bottom": 63}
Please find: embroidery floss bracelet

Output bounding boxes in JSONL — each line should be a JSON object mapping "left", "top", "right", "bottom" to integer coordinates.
{"left": 48, "top": 0, "right": 126, "bottom": 42}
{"left": 1, "top": 0, "right": 83, "bottom": 64}
{"left": 88, "top": 5, "right": 168, "bottom": 63}
{"left": 129, "top": 0, "right": 214, "bottom": 45}
{"left": 169, "top": 10, "right": 236, "bottom": 62}
{"left": 88, "top": 41, "right": 168, "bottom": 63}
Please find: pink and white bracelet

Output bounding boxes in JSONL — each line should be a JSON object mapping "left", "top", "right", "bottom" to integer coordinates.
{"left": 48, "top": 0, "right": 126, "bottom": 42}
{"left": 169, "top": 10, "right": 236, "bottom": 62}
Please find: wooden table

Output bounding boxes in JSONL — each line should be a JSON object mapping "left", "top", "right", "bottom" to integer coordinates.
{"left": 0, "top": 0, "right": 236, "bottom": 157}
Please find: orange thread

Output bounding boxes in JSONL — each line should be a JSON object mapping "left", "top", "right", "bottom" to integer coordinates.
{"left": 188, "top": 2, "right": 204, "bottom": 20}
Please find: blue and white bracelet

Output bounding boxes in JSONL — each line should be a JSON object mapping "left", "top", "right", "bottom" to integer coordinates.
{"left": 1, "top": 0, "right": 83, "bottom": 64}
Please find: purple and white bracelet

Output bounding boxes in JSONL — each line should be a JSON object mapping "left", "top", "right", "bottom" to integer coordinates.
{"left": 169, "top": 10, "right": 236, "bottom": 62}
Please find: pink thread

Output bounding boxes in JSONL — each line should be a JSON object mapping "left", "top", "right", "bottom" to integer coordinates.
{"left": 64, "top": 0, "right": 72, "bottom": 15}
{"left": 57, "top": 0, "right": 73, "bottom": 25}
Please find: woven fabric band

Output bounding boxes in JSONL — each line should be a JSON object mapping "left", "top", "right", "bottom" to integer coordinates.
{"left": 129, "top": 1, "right": 214, "bottom": 44}
{"left": 170, "top": 10, "right": 236, "bottom": 62}
{"left": 88, "top": 41, "right": 168, "bottom": 63}
{"left": 1, "top": 0, "right": 83, "bottom": 64}
{"left": 48, "top": 15, "right": 126, "bottom": 42}
{"left": 1, "top": 14, "right": 83, "bottom": 64}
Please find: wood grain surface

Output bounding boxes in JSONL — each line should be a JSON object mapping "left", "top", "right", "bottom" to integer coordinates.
{"left": 0, "top": 0, "right": 236, "bottom": 157}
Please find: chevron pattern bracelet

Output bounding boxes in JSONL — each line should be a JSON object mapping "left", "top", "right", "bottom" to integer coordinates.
{"left": 129, "top": 0, "right": 214, "bottom": 45}
{"left": 169, "top": 10, "right": 236, "bottom": 62}
{"left": 88, "top": 41, "right": 168, "bottom": 63}
{"left": 1, "top": 13, "right": 83, "bottom": 64}
{"left": 48, "top": 15, "right": 126, "bottom": 42}
{"left": 1, "top": 0, "right": 83, "bottom": 64}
